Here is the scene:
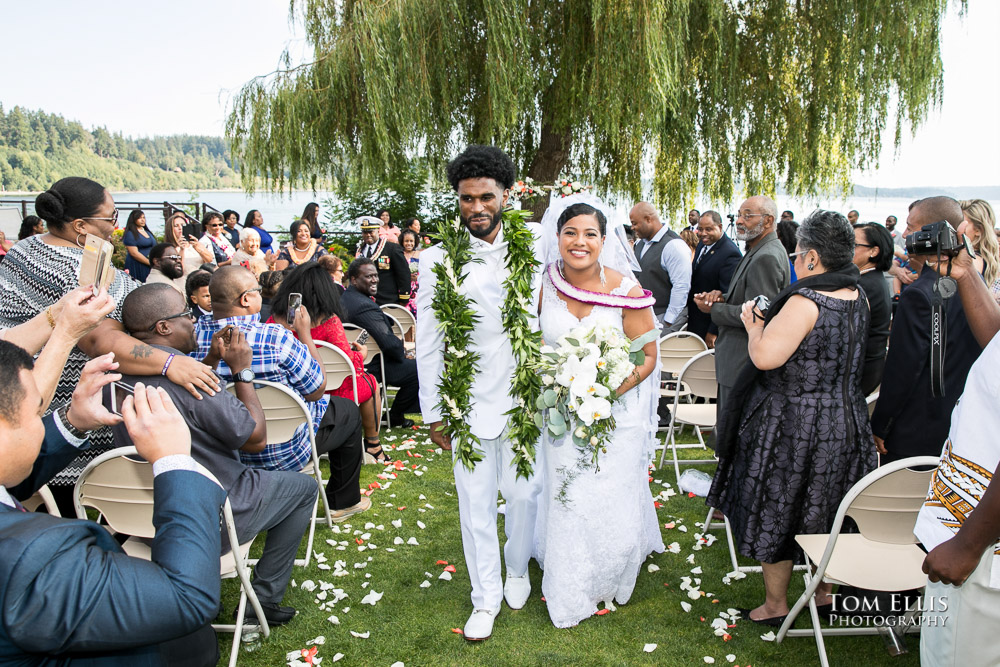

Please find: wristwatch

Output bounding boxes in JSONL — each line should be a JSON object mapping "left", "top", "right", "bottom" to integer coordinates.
{"left": 57, "top": 404, "right": 89, "bottom": 439}
{"left": 234, "top": 368, "right": 256, "bottom": 383}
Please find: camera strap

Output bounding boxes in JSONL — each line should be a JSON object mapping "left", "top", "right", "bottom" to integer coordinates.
{"left": 929, "top": 248, "right": 954, "bottom": 398}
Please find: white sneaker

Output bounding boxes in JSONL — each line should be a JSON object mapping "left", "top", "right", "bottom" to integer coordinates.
{"left": 463, "top": 607, "right": 499, "bottom": 641}
{"left": 504, "top": 574, "right": 531, "bottom": 610}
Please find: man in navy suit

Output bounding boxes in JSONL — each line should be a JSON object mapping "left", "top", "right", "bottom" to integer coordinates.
{"left": 686, "top": 211, "right": 742, "bottom": 345}
{"left": 0, "top": 344, "right": 224, "bottom": 666}
{"left": 871, "top": 196, "right": 982, "bottom": 463}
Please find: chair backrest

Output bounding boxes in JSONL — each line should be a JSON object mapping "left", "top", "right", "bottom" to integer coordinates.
{"left": 343, "top": 323, "right": 363, "bottom": 342}
{"left": 676, "top": 349, "right": 717, "bottom": 399}
{"left": 842, "top": 456, "right": 940, "bottom": 544}
{"left": 659, "top": 331, "right": 708, "bottom": 375}
{"left": 866, "top": 391, "right": 879, "bottom": 418}
{"left": 74, "top": 447, "right": 155, "bottom": 538}
{"left": 314, "top": 340, "right": 357, "bottom": 395}
{"left": 381, "top": 304, "right": 415, "bottom": 336}
{"left": 22, "top": 484, "right": 60, "bottom": 516}
{"left": 227, "top": 379, "right": 314, "bottom": 444}
{"left": 383, "top": 313, "right": 405, "bottom": 341}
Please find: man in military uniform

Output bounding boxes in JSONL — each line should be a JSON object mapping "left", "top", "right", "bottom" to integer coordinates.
{"left": 355, "top": 216, "right": 411, "bottom": 306}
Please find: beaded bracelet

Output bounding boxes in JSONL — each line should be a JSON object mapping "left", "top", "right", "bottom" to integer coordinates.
{"left": 45, "top": 307, "right": 56, "bottom": 329}
{"left": 161, "top": 353, "right": 175, "bottom": 376}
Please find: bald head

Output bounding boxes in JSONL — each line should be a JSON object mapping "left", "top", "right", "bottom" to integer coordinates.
{"left": 210, "top": 265, "right": 259, "bottom": 318}
{"left": 745, "top": 195, "right": 778, "bottom": 221}
{"left": 907, "top": 196, "right": 963, "bottom": 234}
{"left": 122, "top": 284, "right": 186, "bottom": 336}
{"left": 628, "top": 202, "right": 663, "bottom": 241}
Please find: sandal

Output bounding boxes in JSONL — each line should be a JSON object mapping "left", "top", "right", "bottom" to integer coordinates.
{"left": 365, "top": 438, "right": 392, "bottom": 464}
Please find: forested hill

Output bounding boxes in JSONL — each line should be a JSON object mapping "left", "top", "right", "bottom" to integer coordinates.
{"left": 0, "top": 105, "right": 241, "bottom": 192}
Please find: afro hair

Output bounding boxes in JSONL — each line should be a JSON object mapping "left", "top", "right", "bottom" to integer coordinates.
{"left": 445, "top": 145, "right": 517, "bottom": 191}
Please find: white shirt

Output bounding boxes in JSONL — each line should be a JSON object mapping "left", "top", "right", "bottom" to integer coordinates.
{"left": 915, "top": 331, "right": 1000, "bottom": 587}
{"left": 638, "top": 225, "right": 692, "bottom": 325}
{"left": 416, "top": 224, "right": 545, "bottom": 440}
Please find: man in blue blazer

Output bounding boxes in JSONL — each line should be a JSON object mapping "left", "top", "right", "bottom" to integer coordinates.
{"left": 0, "top": 344, "right": 225, "bottom": 666}
{"left": 686, "top": 211, "right": 742, "bottom": 343}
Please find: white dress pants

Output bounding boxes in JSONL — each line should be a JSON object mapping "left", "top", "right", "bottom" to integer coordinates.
{"left": 453, "top": 431, "right": 542, "bottom": 610}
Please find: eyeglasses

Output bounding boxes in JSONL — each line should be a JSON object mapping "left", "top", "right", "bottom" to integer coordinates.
{"left": 234, "top": 286, "right": 263, "bottom": 303}
{"left": 147, "top": 308, "right": 193, "bottom": 331}
{"left": 737, "top": 211, "right": 768, "bottom": 220}
{"left": 789, "top": 249, "right": 810, "bottom": 259}
{"left": 855, "top": 243, "right": 874, "bottom": 249}
{"left": 162, "top": 254, "right": 182, "bottom": 261}
{"left": 82, "top": 208, "right": 120, "bottom": 225}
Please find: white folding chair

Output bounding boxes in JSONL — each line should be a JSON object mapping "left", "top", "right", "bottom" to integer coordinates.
{"left": 74, "top": 448, "right": 271, "bottom": 667}
{"left": 380, "top": 304, "right": 415, "bottom": 339}
{"left": 343, "top": 323, "right": 393, "bottom": 426}
{"left": 657, "top": 332, "right": 709, "bottom": 434}
{"left": 657, "top": 349, "right": 718, "bottom": 479}
{"left": 226, "top": 379, "right": 332, "bottom": 566}
{"left": 776, "top": 456, "right": 940, "bottom": 667}
{"left": 314, "top": 340, "right": 359, "bottom": 404}
{"left": 22, "top": 484, "right": 60, "bottom": 515}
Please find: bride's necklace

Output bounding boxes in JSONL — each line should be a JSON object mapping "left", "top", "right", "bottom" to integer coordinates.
{"left": 549, "top": 262, "right": 656, "bottom": 309}
{"left": 430, "top": 208, "right": 542, "bottom": 479}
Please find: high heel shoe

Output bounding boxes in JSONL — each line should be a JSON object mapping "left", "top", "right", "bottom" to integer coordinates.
{"left": 364, "top": 438, "right": 392, "bottom": 464}
{"left": 736, "top": 606, "right": 790, "bottom": 628}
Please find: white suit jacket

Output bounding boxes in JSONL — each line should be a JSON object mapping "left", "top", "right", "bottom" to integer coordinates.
{"left": 416, "top": 222, "right": 544, "bottom": 441}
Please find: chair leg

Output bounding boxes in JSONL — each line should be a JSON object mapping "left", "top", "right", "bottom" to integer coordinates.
{"left": 229, "top": 591, "right": 247, "bottom": 667}
{"left": 296, "top": 494, "right": 319, "bottom": 567}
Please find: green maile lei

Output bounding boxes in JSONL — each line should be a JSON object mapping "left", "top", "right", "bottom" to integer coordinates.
{"left": 431, "top": 208, "right": 542, "bottom": 480}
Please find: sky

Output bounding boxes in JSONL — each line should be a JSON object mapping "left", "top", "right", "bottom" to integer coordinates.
{"left": 1, "top": 0, "right": 997, "bottom": 189}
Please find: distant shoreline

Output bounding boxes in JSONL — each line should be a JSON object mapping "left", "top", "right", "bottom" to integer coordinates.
{"left": 1, "top": 188, "right": 328, "bottom": 197}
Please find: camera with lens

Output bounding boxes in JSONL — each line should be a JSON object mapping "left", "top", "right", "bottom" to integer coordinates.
{"left": 904, "top": 220, "right": 962, "bottom": 257}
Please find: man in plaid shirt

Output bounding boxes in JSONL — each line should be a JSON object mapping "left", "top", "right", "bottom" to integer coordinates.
{"left": 191, "top": 266, "right": 369, "bottom": 523}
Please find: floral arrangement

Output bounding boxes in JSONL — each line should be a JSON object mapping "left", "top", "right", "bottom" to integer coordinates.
{"left": 536, "top": 322, "right": 649, "bottom": 469}
{"left": 509, "top": 177, "right": 593, "bottom": 201}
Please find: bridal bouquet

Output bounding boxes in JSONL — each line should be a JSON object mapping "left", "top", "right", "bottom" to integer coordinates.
{"left": 535, "top": 322, "right": 649, "bottom": 469}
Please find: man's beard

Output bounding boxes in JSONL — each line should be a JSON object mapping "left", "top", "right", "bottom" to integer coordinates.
{"left": 461, "top": 210, "right": 503, "bottom": 239}
{"left": 735, "top": 223, "right": 764, "bottom": 242}
{"left": 164, "top": 264, "right": 184, "bottom": 279}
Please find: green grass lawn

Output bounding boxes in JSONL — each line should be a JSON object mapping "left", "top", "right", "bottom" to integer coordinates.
{"left": 218, "top": 423, "right": 922, "bottom": 666}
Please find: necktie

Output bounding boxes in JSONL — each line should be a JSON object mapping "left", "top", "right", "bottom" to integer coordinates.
{"left": 11, "top": 498, "right": 26, "bottom": 512}
{"left": 696, "top": 246, "right": 708, "bottom": 267}
{"left": 366, "top": 245, "right": 374, "bottom": 258}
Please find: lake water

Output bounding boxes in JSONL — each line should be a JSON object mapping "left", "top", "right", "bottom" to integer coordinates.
{"left": 3, "top": 190, "right": 998, "bottom": 238}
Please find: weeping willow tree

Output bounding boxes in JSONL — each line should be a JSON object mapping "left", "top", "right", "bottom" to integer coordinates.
{"left": 226, "top": 0, "right": 960, "bottom": 213}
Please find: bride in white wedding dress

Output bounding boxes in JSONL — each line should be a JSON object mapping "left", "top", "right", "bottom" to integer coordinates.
{"left": 534, "top": 197, "right": 665, "bottom": 628}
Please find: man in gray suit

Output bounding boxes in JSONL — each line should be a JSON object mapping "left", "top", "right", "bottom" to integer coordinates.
{"left": 694, "top": 195, "right": 790, "bottom": 434}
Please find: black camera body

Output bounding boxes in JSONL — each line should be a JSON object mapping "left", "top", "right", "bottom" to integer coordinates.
{"left": 904, "top": 220, "right": 962, "bottom": 257}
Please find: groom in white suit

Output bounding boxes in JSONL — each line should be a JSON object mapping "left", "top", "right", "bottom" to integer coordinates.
{"left": 416, "top": 145, "right": 545, "bottom": 641}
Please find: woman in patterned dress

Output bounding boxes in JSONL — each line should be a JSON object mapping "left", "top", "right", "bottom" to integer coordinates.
{"left": 707, "top": 210, "right": 876, "bottom": 627}
{"left": 400, "top": 228, "right": 421, "bottom": 318}
{"left": 0, "top": 177, "right": 220, "bottom": 514}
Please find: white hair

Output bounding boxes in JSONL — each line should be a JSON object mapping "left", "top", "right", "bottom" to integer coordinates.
{"left": 239, "top": 227, "right": 260, "bottom": 243}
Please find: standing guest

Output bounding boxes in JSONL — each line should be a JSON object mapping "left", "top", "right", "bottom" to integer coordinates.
{"left": 245, "top": 209, "right": 275, "bottom": 255}
{"left": 355, "top": 216, "right": 411, "bottom": 306}
{"left": 164, "top": 211, "right": 214, "bottom": 282}
{"left": 275, "top": 219, "right": 328, "bottom": 270}
{"left": 630, "top": 201, "right": 693, "bottom": 334}
{"left": 686, "top": 209, "right": 701, "bottom": 230}
{"left": 885, "top": 215, "right": 905, "bottom": 250}
{"left": 959, "top": 199, "right": 1000, "bottom": 304}
{"left": 301, "top": 202, "right": 324, "bottom": 241}
{"left": 232, "top": 227, "right": 274, "bottom": 278}
{"left": 222, "top": 209, "right": 241, "bottom": 248}
{"left": 780, "top": 210, "right": 795, "bottom": 222}
{"left": 847, "top": 209, "right": 860, "bottom": 225}
{"left": 342, "top": 257, "right": 419, "bottom": 428}
{"left": 375, "top": 208, "right": 400, "bottom": 243}
{"left": 199, "top": 211, "right": 236, "bottom": 266}
{"left": 118, "top": 283, "right": 317, "bottom": 627}
{"left": 0, "top": 177, "right": 219, "bottom": 515}
{"left": 18, "top": 215, "right": 45, "bottom": 240}
{"left": 693, "top": 195, "right": 789, "bottom": 428}
{"left": 192, "top": 266, "right": 370, "bottom": 523}
{"left": 267, "top": 263, "right": 385, "bottom": 462}
{"left": 870, "top": 197, "right": 982, "bottom": 463}
{"left": 258, "top": 270, "right": 284, "bottom": 322}
{"left": 122, "top": 209, "right": 155, "bottom": 282}
{"left": 403, "top": 217, "right": 421, "bottom": 234}
{"left": 776, "top": 219, "right": 800, "bottom": 282}
{"left": 687, "top": 211, "right": 741, "bottom": 345}
{"left": 708, "top": 209, "right": 875, "bottom": 627}
{"left": 186, "top": 270, "right": 213, "bottom": 321}
{"left": 318, "top": 255, "right": 346, "bottom": 293}
{"left": 145, "top": 243, "right": 185, "bottom": 294}
{"left": 400, "top": 228, "right": 422, "bottom": 317}
{"left": 679, "top": 228, "right": 699, "bottom": 259}
{"left": 0, "top": 349, "right": 224, "bottom": 667}
{"left": 853, "top": 222, "right": 894, "bottom": 395}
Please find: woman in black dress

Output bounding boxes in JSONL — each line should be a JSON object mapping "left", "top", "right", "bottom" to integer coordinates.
{"left": 707, "top": 210, "right": 876, "bottom": 626}
{"left": 852, "top": 222, "right": 893, "bottom": 394}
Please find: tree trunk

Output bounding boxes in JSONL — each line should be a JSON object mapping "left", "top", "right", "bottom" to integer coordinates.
{"left": 524, "top": 108, "right": 571, "bottom": 222}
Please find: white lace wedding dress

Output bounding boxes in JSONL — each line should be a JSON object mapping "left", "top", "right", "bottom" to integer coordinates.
{"left": 535, "top": 271, "right": 665, "bottom": 628}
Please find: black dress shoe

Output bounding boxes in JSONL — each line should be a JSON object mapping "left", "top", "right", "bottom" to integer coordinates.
{"left": 235, "top": 602, "right": 296, "bottom": 626}
{"left": 736, "top": 606, "right": 789, "bottom": 628}
{"left": 392, "top": 418, "right": 415, "bottom": 429}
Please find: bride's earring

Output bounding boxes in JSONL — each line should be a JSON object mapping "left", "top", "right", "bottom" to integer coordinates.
{"left": 599, "top": 264, "right": 607, "bottom": 286}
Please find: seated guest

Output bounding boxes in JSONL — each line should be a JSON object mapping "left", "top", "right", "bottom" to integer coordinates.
{"left": 258, "top": 270, "right": 284, "bottom": 322}
{"left": 318, "top": 254, "right": 346, "bottom": 293}
{"left": 274, "top": 220, "right": 327, "bottom": 271}
{"left": 852, "top": 222, "right": 894, "bottom": 394}
{"left": 164, "top": 211, "right": 215, "bottom": 281}
{"left": 0, "top": 347, "right": 224, "bottom": 666}
{"left": 145, "top": 243, "right": 185, "bottom": 293}
{"left": 191, "top": 266, "right": 369, "bottom": 523}
{"left": 117, "top": 284, "right": 317, "bottom": 626}
{"left": 186, "top": 270, "right": 213, "bottom": 320}
{"left": 341, "top": 258, "right": 419, "bottom": 428}
{"left": 18, "top": 215, "right": 45, "bottom": 240}
{"left": 267, "top": 263, "right": 386, "bottom": 462}
{"left": 232, "top": 227, "right": 274, "bottom": 278}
